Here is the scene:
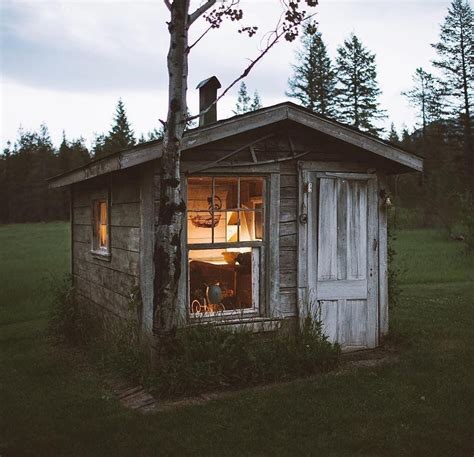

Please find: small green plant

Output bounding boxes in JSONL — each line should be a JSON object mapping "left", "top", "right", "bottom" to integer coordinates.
{"left": 47, "top": 275, "right": 93, "bottom": 345}
{"left": 460, "top": 196, "right": 474, "bottom": 254}
{"left": 388, "top": 225, "right": 401, "bottom": 309}
{"left": 149, "top": 316, "right": 340, "bottom": 398}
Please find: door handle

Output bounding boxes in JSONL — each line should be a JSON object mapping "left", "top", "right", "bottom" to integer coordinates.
{"left": 373, "top": 238, "right": 378, "bottom": 251}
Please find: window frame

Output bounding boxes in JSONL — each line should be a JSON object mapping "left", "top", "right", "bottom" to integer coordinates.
{"left": 91, "top": 197, "right": 111, "bottom": 259}
{"left": 185, "top": 175, "right": 268, "bottom": 321}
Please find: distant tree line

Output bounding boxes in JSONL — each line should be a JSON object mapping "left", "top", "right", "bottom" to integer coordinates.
{"left": 0, "top": 0, "right": 471, "bottom": 234}
{"left": 286, "top": 0, "right": 472, "bottom": 244}
{"left": 0, "top": 100, "right": 139, "bottom": 224}
{"left": 389, "top": 0, "right": 472, "bottom": 243}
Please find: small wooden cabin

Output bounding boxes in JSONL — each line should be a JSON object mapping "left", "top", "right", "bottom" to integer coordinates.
{"left": 49, "top": 78, "right": 422, "bottom": 351}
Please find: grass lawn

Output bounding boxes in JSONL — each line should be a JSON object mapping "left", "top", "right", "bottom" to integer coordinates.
{"left": 1, "top": 222, "right": 473, "bottom": 456}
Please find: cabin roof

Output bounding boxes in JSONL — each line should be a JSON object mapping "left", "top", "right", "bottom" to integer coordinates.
{"left": 48, "top": 102, "right": 423, "bottom": 188}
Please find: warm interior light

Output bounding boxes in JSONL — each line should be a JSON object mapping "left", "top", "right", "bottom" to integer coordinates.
{"left": 98, "top": 201, "right": 108, "bottom": 249}
{"left": 99, "top": 224, "right": 107, "bottom": 248}
{"left": 187, "top": 177, "right": 264, "bottom": 314}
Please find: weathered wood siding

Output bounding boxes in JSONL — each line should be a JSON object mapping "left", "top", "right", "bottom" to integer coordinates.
{"left": 72, "top": 170, "right": 141, "bottom": 320}
{"left": 279, "top": 162, "right": 298, "bottom": 316}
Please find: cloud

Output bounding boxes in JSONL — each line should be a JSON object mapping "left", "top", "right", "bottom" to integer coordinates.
{"left": 1, "top": 1, "right": 169, "bottom": 92}
{"left": 1, "top": 0, "right": 451, "bottom": 147}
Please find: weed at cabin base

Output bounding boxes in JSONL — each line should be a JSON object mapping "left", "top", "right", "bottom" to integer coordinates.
{"left": 149, "top": 316, "right": 340, "bottom": 399}
{"left": 48, "top": 276, "right": 340, "bottom": 399}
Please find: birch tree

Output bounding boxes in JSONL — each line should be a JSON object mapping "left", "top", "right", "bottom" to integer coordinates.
{"left": 154, "top": 0, "right": 318, "bottom": 362}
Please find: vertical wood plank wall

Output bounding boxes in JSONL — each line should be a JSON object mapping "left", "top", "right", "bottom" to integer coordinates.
{"left": 71, "top": 171, "right": 141, "bottom": 320}
{"left": 140, "top": 167, "right": 155, "bottom": 332}
{"left": 279, "top": 162, "right": 299, "bottom": 316}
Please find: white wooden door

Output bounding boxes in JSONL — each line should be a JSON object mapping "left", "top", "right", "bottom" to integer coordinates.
{"left": 304, "top": 172, "right": 379, "bottom": 350}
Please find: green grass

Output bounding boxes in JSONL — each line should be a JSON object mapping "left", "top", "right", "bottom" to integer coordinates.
{"left": 1, "top": 222, "right": 473, "bottom": 456}
{"left": 393, "top": 229, "right": 474, "bottom": 284}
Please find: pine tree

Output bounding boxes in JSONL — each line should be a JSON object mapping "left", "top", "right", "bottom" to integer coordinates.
{"left": 146, "top": 127, "right": 165, "bottom": 141}
{"left": 286, "top": 25, "right": 336, "bottom": 116}
{"left": 94, "top": 99, "right": 136, "bottom": 159}
{"left": 402, "top": 67, "right": 443, "bottom": 137}
{"left": 387, "top": 123, "right": 400, "bottom": 144}
{"left": 250, "top": 91, "right": 263, "bottom": 111}
{"left": 431, "top": 0, "right": 473, "bottom": 193}
{"left": 334, "top": 34, "right": 385, "bottom": 135}
{"left": 58, "top": 132, "right": 90, "bottom": 172}
{"left": 234, "top": 82, "right": 251, "bottom": 115}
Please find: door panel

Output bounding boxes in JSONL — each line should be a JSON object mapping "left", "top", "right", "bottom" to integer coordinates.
{"left": 306, "top": 173, "right": 378, "bottom": 350}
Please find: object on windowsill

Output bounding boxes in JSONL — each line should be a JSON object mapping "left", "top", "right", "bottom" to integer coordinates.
{"left": 206, "top": 282, "right": 223, "bottom": 305}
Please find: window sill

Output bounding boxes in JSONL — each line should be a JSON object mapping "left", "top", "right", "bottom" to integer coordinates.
{"left": 90, "top": 250, "right": 111, "bottom": 261}
{"left": 187, "top": 316, "right": 282, "bottom": 333}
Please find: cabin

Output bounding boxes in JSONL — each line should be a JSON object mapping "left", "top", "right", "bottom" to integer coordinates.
{"left": 48, "top": 77, "right": 422, "bottom": 351}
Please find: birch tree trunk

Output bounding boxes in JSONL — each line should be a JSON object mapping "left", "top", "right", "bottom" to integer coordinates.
{"left": 151, "top": 0, "right": 317, "bottom": 365}
{"left": 153, "top": 0, "right": 190, "bottom": 363}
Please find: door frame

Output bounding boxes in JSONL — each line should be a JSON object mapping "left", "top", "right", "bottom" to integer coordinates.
{"left": 297, "top": 162, "right": 380, "bottom": 348}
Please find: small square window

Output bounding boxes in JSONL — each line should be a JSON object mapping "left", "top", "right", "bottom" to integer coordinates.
{"left": 92, "top": 199, "right": 109, "bottom": 255}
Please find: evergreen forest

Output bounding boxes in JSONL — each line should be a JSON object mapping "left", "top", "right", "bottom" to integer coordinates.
{"left": 1, "top": 0, "right": 472, "bottom": 247}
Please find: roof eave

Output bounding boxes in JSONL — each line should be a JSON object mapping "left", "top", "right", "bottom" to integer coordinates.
{"left": 48, "top": 103, "right": 422, "bottom": 188}
{"left": 286, "top": 107, "right": 423, "bottom": 172}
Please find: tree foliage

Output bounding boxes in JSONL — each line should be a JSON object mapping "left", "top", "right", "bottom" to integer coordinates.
{"left": 287, "top": 24, "right": 336, "bottom": 116}
{"left": 402, "top": 67, "right": 443, "bottom": 135}
{"left": 334, "top": 34, "right": 385, "bottom": 134}
{"left": 432, "top": 0, "right": 473, "bottom": 119}
{"left": 431, "top": 0, "right": 473, "bottom": 193}
{"left": 0, "top": 126, "right": 90, "bottom": 224}
{"left": 233, "top": 82, "right": 263, "bottom": 114}
{"left": 93, "top": 99, "right": 136, "bottom": 159}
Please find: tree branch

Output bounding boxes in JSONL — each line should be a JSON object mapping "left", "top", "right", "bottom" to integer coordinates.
{"left": 188, "top": 24, "right": 213, "bottom": 52}
{"left": 188, "top": 0, "right": 240, "bottom": 52}
{"left": 188, "top": 0, "right": 217, "bottom": 26}
{"left": 163, "top": 0, "right": 171, "bottom": 11}
{"left": 187, "top": 11, "right": 317, "bottom": 123}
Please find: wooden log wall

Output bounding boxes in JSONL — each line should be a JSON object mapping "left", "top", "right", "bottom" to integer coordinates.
{"left": 71, "top": 170, "right": 141, "bottom": 320}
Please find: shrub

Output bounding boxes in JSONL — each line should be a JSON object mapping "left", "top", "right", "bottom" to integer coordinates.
{"left": 387, "top": 226, "right": 401, "bottom": 309}
{"left": 47, "top": 275, "right": 94, "bottom": 345}
{"left": 150, "top": 316, "right": 340, "bottom": 398}
{"left": 49, "top": 277, "right": 339, "bottom": 398}
{"left": 460, "top": 197, "right": 474, "bottom": 254}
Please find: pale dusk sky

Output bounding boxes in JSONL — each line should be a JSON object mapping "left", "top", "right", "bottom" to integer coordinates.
{"left": 0, "top": 0, "right": 452, "bottom": 148}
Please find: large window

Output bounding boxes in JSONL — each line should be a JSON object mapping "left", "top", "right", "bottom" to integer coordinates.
{"left": 187, "top": 176, "right": 265, "bottom": 317}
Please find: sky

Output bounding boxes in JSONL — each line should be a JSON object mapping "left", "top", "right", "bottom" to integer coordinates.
{"left": 0, "top": 0, "right": 452, "bottom": 149}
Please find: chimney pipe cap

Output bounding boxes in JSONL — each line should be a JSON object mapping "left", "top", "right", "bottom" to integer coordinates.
{"left": 196, "top": 76, "right": 221, "bottom": 90}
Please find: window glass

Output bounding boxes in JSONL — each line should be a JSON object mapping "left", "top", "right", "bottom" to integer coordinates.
{"left": 92, "top": 199, "right": 109, "bottom": 253}
{"left": 187, "top": 176, "right": 264, "bottom": 244}
{"left": 189, "top": 248, "right": 258, "bottom": 314}
{"left": 187, "top": 176, "right": 265, "bottom": 317}
{"left": 98, "top": 201, "right": 108, "bottom": 248}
